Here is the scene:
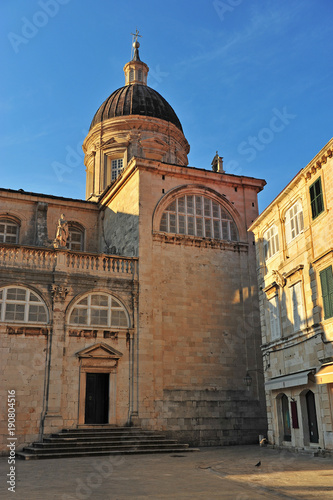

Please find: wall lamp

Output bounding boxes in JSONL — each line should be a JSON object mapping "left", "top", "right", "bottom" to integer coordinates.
{"left": 243, "top": 369, "right": 264, "bottom": 387}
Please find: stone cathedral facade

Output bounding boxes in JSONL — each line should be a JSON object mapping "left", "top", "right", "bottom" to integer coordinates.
{"left": 0, "top": 41, "right": 267, "bottom": 453}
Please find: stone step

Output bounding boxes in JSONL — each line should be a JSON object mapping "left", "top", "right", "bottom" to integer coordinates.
{"left": 48, "top": 432, "right": 165, "bottom": 440}
{"left": 61, "top": 426, "right": 143, "bottom": 433}
{"left": 16, "top": 426, "right": 199, "bottom": 460}
{"left": 16, "top": 447, "right": 199, "bottom": 460}
{"left": 35, "top": 439, "right": 180, "bottom": 448}
{"left": 22, "top": 442, "right": 189, "bottom": 454}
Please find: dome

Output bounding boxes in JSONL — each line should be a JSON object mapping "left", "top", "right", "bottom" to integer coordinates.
{"left": 90, "top": 84, "right": 183, "bottom": 132}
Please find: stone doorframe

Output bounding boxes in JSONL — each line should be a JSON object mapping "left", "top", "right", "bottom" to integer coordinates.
{"left": 76, "top": 343, "right": 123, "bottom": 425}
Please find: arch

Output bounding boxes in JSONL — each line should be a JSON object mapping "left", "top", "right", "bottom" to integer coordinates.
{"left": 153, "top": 185, "right": 243, "bottom": 241}
{"left": 276, "top": 393, "right": 291, "bottom": 443}
{"left": 0, "top": 285, "right": 49, "bottom": 324}
{"left": 68, "top": 291, "right": 130, "bottom": 329}
{"left": 0, "top": 215, "right": 21, "bottom": 244}
{"left": 305, "top": 390, "right": 319, "bottom": 443}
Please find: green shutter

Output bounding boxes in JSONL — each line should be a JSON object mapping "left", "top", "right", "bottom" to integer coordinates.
{"left": 320, "top": 266, "right": 333, "bottom": 319}
{"left": 310, "top": 178, "right": 324, "bottom": 220}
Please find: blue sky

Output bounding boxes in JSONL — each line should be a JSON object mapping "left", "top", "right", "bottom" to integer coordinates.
{"left": 1, "top": 0, "right": 332, "bottom": 212}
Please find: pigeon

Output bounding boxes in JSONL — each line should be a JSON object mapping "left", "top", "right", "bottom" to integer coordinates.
{"left": 255, "top": 461, "right": 261, "bottom": 467}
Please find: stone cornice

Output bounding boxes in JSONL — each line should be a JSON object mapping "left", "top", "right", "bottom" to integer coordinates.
{"left": 133, "top": 157, "right": 266, "bottom": 191}
{"left": 152, "top": 231, "right": 249, "bottom": 252}
{"left": 83, "top": 115, "right": 190, "bottom": 155}
{"left": 312, "top": 248, "right": 333, "bottom": 265}
{"left": 261, "top": 324, "right": 323, "bottom": 354}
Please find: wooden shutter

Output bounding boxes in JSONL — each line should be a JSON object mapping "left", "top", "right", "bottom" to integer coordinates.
{"left": 310, "top": 178, "right": 324, "bottom": 219}
{"left": 291, "top": 282, "right": 304, "bottom": 332}
{"left": 269, "top": 295, "right": 281, "bottom": 340}
{"left": 320, "top": 266, "right": 333, "bottom": 319}
{"left": 290, "top": 401, "right": 299, "bottom": 429}
{"left": 285, "top": 210, "right": 292, "bottom": 244}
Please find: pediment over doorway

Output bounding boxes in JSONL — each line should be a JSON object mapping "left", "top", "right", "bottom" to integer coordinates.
{"left": 76, "top": 342, "right": 123, "bottom": 359}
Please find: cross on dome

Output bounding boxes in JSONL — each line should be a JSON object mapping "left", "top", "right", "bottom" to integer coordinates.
{"left": 131, "top": 29, "right": 142, "bottom": 60}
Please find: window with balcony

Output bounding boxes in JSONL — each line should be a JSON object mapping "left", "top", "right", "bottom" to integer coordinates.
{"left": 159, "top": 195, "right": 238, "bottom": 241}
{"left": 69, "top": 293, "right": 129, "bottom": 328}
{"left": 0, "top": 287, "right": 48, "bottom": 324}
{"left": 0, "top": 218, "right": 19, "bottom": 244}
{"left": 67, "top": 225, "right": 84, "bottom": 251}
{"left": 285, "top": 202, "right": 304, "bottom": 243}
{"left": 263, "top": 224, "right": 279, "bottom": 260}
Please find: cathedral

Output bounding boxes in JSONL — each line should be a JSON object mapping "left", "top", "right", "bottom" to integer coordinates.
{"left": 0, "top": 37, "right": 267, "bottom": 453}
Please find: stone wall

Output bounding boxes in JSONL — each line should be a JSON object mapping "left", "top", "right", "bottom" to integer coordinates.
{"left": 101, "top": 171, "right": 140, "bottom": 257}
{"left": 135, "top": 162, "right": 267, "bottom": 444}
{"left": 250, "top": 138, "right": 333, "bottom": 451}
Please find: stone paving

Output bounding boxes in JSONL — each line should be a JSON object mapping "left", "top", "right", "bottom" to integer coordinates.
{"left": 1, "top": 445, "right": 333, "bottom": 499}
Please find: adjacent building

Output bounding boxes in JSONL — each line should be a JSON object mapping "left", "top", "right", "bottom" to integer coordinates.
{"left": 0, "top": 40, "right": 267, "bottom": 453}
{"left": 250, "top": 137, "right": 333, "bottom": 453}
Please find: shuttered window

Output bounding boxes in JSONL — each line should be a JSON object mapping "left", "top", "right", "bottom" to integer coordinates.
{"left": 263, "top": 225, "right": 279, "bottom": 260}
{"left": 320, "top": 266, "right": 333, "bottom": 320}
{"left": 269, "top": 295, "right": 281, "bottom": 340}
{"left": 285, "top": 202, "right": 304, "bottom": 244}
{"left": 309, "top": 178, "right": 324, "bottom": 220}
{"left": 290, "top": 282, "right": 305, "bottom": 332}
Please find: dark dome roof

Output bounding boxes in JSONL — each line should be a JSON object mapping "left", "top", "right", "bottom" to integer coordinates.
{"left": 90, "top": 84, "right": 183, "bottom": 132}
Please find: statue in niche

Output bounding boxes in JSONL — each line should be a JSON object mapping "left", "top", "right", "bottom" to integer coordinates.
{"left": 54, "top": 214, "right": 69, "bottom": 248}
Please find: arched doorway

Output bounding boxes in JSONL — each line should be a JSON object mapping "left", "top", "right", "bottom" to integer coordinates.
{"left": 281, "top": 394, "right": 291, "bottom": 442}
{"left": 306, "top": 390, "right": 319, "bottom": 443}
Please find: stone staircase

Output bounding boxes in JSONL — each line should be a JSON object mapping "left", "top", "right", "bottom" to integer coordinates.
{"left": 16, "top": 427, "right": 199, "bottom": 460}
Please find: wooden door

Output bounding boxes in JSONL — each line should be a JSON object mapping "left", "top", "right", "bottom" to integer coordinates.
{"left": 85, "top": 373, "right": 109, "bottom": 424}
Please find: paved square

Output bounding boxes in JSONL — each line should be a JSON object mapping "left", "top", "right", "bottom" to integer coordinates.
{"left": 1, "top": 446, "right": 333, "bottom": 499}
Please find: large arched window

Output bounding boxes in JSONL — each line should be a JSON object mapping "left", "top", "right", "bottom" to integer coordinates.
{"left": 0, "top": 286, "right": 48, "bottom": 324}
{"left": 69, "top": 293, "right": 129, "bottom": 328}
{"left": 159, "top": 195, "right": 238, "bottom": 241}
{"left": 0, "top": 218, "right": 19, "bottom": 244}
